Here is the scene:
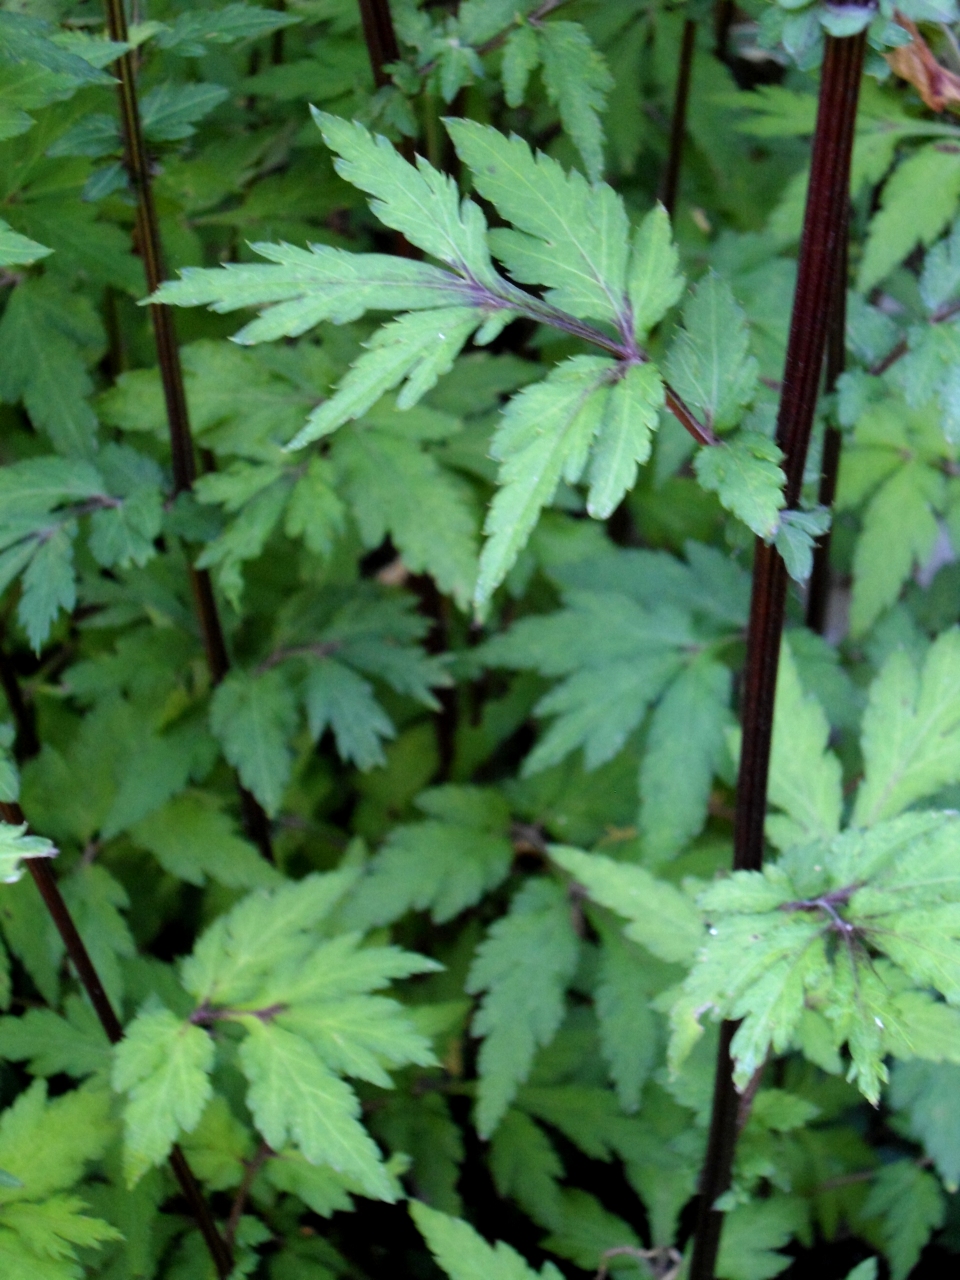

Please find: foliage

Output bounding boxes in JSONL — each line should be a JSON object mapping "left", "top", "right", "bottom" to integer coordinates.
{"left": 1, "top": 2, "right": 960, "bottom": 1280}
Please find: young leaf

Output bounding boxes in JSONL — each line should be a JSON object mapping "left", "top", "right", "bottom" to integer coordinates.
{"left": 466, "top": 879, "right": 580, "bottom": 1137}
{"left": 0, "top": 822, "right": 55, "bottom": 885}
{"left": 112, "top": 1005, "right": 214, "bottom": 1185}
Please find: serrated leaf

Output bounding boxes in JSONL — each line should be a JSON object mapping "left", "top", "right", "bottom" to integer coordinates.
{"left": 313, "top": 111, "right": 497, "bottom": 282}
{"left": 0, "top": 218, "right": 51, "bottom": 267}
{"left": 890, "top": 1060, "right": 960, "bottom": 1189}
{"left": 539, "top": 21, "right": 612, "bottom": 183}
{"left": 466, "top": 879, "right": 579, "bottom": 1136}
{"left": 853, "top": 629, "right": 960, "bottom": 827}
{"left": 717, "top": 1196, "right": 806, "bottom": 1280}
{"left": 0, "top": 995, "right": 109, "bottom": 1079}
{"left": 666, "top": 275, "right": 758, "bottom": 432}
{"left": 639, "top": 656, "right": 731, "bottom": 863}
{"left": 0, "top": 821, "right": 55, "bottom": 885}
{"left": 411, "top": 1200, "right": 563, "bottom": 1280}
{"left": 862, "top": 1161, "right": 944, "bottom": 1280}
{"left": 627, "top": 204, "right": 685, "bottom": 337}
{"left": 239, "top": 1020, "right": 394, "bottom": 1200}
{"left": 303, "top": 658, "right": 394, "bottom": 769}
{"left": 859, "top": 145, "right": 960, "bottom": 292}
{"left": 595, "top": 926, "right": 657, "bottom": 1112}
{"left": 209, "top": 667, "right": 298, "bottom": 816}
{"left": 694, "top": 432, "right": 785, "bottom": 538}
{"left": 18, "top": 525, "right": 76, "bottom": 653}
{"left": 446, "top": 119, "right": 628, "bottom": 326}
{"left": 586, "top": 363, "right": 664, "bottom": 518}
{"left": 476, "top": 356, "right": 614, "bottom": 606}
{"left": 550, "top": 845, "right": 703, "bottom": 963}
{"left": 113, "top": 1006, "right": 214, "bottom": 1184}
{"left": 502, "top": 24, "right": 539, "bottom": 106}
{"left": 156, "top": 3, "right": 301, "bottom": 54}
{"left": 131, "top": 792, "right": 280, "bottom": 889}
{"left": 490, "top": 1109, "right": 563, "bottom": 1229}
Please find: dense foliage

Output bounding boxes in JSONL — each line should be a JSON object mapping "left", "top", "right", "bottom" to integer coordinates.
{"left": 4, "top": 0, "right": 960, "bottom": 1277}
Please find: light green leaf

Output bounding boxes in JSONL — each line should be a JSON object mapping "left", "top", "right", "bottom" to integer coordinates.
{"left": 411, "top": 1200, "right": 563, "bottom": 1280}
{"left": 853, "top": 629, "right": 960, "bottom": 827}
{"left": 550, "top": 845, "right": 703, "bottom": 963}
{"left": 130, "top": 792, "right": 280, "bottom": 890}
{"left": 501, "top": 24, "right": 539, "bottom": 107}
{"left": 586, "top": 363, "right": 664, "bottom": 519}
{"left": 112, "top": 1005, "right": 214, "bottom": 1184}
{"left": 466, "top": 879, "right": 580, "bottom": 1136}
{"left": 446, "top": 119, "right": 628, "bottom": 325}
{"left": 18, "top": 525, "right": 76, "bottom": 653}
{"left": 694, "top": 432, "right": 785, "bottom": 538}
{"left": 539, "top": 21, "right": 612, "bottom": 183}
{"left": 489, "top": 1109, "right": 563, "bottom": 1229}
{"left": 858, "top": 145, "right": 960, "bottom": 292}
{"left": 0, "top": 821, "right": 55, "bottom": 885}
{"left": 627, "top": 204, "right": 685, "bottom": 337}
{"left": 0, "top": 995, "right": 109, "bottom": 1079}
{"left": 595, "top": 925, "right": 657, "bottom": 1112}
{"left": 476, "top": 356, "right": 614, "bottom": 606}
{"left": 718, "top": 1197, "right": 806, "bottom": 1280}
{"left": 666, "top": 275, "right": 758, "bottom": 432}
{"left": 0, "top": 218, "right": 51, "bottom": 267}
{"left": 239, "top": 1020, "right": 394, "bottom": 1200}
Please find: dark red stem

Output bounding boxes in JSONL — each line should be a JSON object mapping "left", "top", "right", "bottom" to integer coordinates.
{"left": 660, "top": 19, "right": 697, "bottom": 218}
{"left": 102, "top": 0, "right": 273, "bottom": 862}
{"left": 356, "top": 0, "right": 401, "bottom": 87}
{"left": 0, "top": 799, "right": 232, "bottom": 1278}
{"left": 688, "top": 29, "right": 867, "bottom": 1280}
{"left": 805, "top": 220, "right": 849, "bottom": 633}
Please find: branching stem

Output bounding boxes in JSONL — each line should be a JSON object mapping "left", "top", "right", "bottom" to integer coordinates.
{"left": 689, "top": 27, "right": 868, "bottom": 1280}
{"left": 0, "top": 796, "right": 233, "bottom": 1278}
{"left": 102, "top": 0, "right": 274, "bottom": 862}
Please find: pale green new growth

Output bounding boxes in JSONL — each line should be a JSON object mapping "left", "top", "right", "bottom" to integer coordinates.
{"left": 0, "top": 822, "right": 55, "bottom": 886}
{"left": 586, "top": 363, "right": 665, "bottom": 519}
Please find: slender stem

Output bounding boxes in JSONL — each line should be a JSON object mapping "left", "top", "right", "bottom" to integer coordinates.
{"left": 660, "top": 19, "right": 697, "bottom": 219}
{"left": 0, "top": 797, "right": 232, "bottom": 1277}
{"left": 805, "top": 207, "right": 849, "bottom": 632}
{"left": 102, "top": 0, "right": 273, "bottom": 862}
{"left": 225, "top": 1140, "right": 273, "bottom": 1248}
{"left": 356, "top": 0, "right": 401, "bottom": 88}
{"left": 688, "top": 29, "right": 867, "bottom": 1280}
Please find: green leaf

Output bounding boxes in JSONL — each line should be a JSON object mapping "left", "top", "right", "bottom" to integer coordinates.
{"left": 890, "top": 1060, "right": 960, "bottom": 1189}
{"left": 773, "top": 506, "right": 830, "bottom": 583}
{"left": 540, "top": 1187, "right": 639, "bottom": 1275}
{"left": 862, "top": 1161, "right": 944, "bottom": 1280}
{"left": 694, "top": 432, "right": 785, "bottom": 538}
{"left": 489, "top": 1109, "right": 563, "bottom": 1229}
{"left": 666, "top": 275, "right": 758, "bottom": 432}
{"left": 849, "top": 459, "right": 941, "bottom": 637}
{"left": 139, "top": 81, "right": 230, "bottom": 141}
{"left": 61, "top": 864, "right": 135, "bottom": 1010}
{"left": 153, "top": 244, "right": 469, "bottom": 343}
{"left": 550, "top": 845, "right": 703, "bottom": 963}
{"left": 717, "top": 1197, "right": 806, "bottom": 1280}
{"left": 764, "top": 637, "right": 843, "bottom": 849}
{"left": 859, "top": 145, "right": 960, "bottom": 292}
{"left": 501, "top": 25, "right": 539, "bottom": 107}
{"left": 313, "top": 111, "right": 497, "bottom": 282}
{"left": 18, "top": 525, "right": 76, "bottom": 653}
{"left": 113, "top": 1005, "right": 214, "bottom": 1184}
{"left": 586, "top": 363, "right": 665, "bottom": 519}
{"left": 627, "top": 204, "right": 685, "bottom": 338}
{"left": 290, "top": 307, "right": 485, "bottom": 447}
{"left": 595, "top": 925, "right": 657, "bottom": 1112}
{"left": 209, "top": 667, "right": 299, "bottom": 815}
{"left": 239, "top": 1020, "right": 395, "bottom": 1200}
{"left": 0, "top": 995, "right": 110, "bottom": 1079}
{"left": 0, "top": 280, "right": 99, "bottom": 457}
{"left": 539, "top": 21, "right": 612, "bottom": 183}
{"left": 410, "top": 1200, "right": 563, "bottom": 1280}
{"left": 853, "top": 629, "right": 960, "bottom": 827}
{"left": 639, "top": 656, "right": 731, "bottom": 863}
{"left": 156, "top": 3, "right": 301, "bottom": 54}
{"left": 0, "top": 12, "right": 114, "bottom": 84}
{"left": 446, "top": 119, "right": 628, "bottom": 325}
{"left": 342, "top": 797, "right": 513, "bottom": 927}
{"left": 304, "top": 659, "right": 394, "bottom": 769}
{"left": 466, "top": 879, "right": 580, "bottom": 1136}
{"left": 0, "top": 1079, "right": 114, "bottom": 1201}
{"left": 130, "top": 792, "right": 280, "bottom": 889}
{"left": 0, "top": 821, "right": 55, "bottom": 885}
{"left": 0, "top": 218, "right": 51, "bottom": 267}
{"left": 476, "top": 356, "right": 614, "bottom": 606}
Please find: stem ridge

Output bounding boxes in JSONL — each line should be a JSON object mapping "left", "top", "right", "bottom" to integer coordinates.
{"left": 688, "top": 30, "right": 868, "bottom": 1280}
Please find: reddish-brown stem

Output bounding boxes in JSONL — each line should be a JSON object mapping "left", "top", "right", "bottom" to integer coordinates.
{"left": 225, "top": 1140, "right": 273, "bottom": 1248}
{"left": 660, "top": 19, "right": 697, "bottom": 219}
{"left": 805, "top": 207, "right": 849, "bottom": 632}
{"left": 102, "top": 0, "right": 273, "bottom": 863}
{"left": 0, "top": 798, "right": 232, "bottom": 1277}
{"left": 688, "top": 29, "right": 867, "bottom": 1280}
{"left": 357, "top": 0, "right": 401, "bottom": 87}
